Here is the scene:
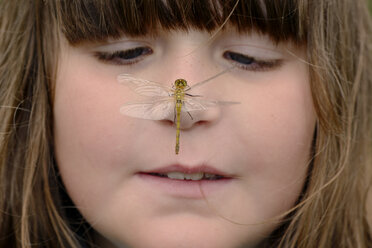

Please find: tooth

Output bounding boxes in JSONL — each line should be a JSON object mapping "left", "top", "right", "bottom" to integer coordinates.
{"left": 204, "top": 173, "right": 215, "bottom": 179}
{"left": 185, "top": 172, "right": 204, "bottom": 180}
{"left": 167, "top": 172, "right": 185, "bottom": 180}
{"left": 166, "top": 172, "right": 204, "bottom": 180}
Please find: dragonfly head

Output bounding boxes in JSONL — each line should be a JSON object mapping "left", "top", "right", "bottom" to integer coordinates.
{"left": 174, "top": 79, "right": 188, "bottom": 89}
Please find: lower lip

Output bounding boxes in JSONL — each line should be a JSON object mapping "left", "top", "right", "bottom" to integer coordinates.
{"left": 136, "top": 173, "right": 233, "bottom": 199}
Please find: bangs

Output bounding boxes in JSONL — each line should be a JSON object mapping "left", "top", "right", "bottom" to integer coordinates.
{"left": 58, "top": 0, "right": 307, "bottom": 44}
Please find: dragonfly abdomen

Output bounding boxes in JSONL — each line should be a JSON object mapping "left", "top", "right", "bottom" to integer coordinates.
{"left": 174, "top": 88, "right": 185, "bottom": 155}
{"left": 175, "top": 98, "right": 183, "bottom": 154}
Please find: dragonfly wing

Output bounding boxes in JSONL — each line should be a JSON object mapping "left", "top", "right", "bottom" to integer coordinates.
{"left": 182, "top": 97, "right": 240, "bottom": 112}
{"left": 118, "top": 74, "right": 172, "bottom": 97}
{"left": 120, "top": 97, "right": 174, "bottom": 120}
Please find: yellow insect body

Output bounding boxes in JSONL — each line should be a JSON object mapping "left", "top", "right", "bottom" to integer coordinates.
{"left": 173, "top": 79, "right": 188, "bottom": 154}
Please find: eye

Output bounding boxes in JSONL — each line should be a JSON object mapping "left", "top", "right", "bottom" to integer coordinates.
{"left": 223, "top": 51, "right": 282, "bottom": 71}
{"left": 94, "top": 47, "right": 153, "bottom": 65}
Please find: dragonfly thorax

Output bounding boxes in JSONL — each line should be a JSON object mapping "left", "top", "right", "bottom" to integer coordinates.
{"left": 174, "top": 79, "right": 188, "bottom": 89}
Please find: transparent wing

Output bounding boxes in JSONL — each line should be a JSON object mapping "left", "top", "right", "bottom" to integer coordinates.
{"left": 117, "top": 74, "right": 173, "bottom": 97}
{"left": 120, "top": 97, "right": 174, "bottom": 120}
{"left": 182, "top": 96, "right": 240, "bottom": 112}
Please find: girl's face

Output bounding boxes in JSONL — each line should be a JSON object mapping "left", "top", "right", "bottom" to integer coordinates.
{"left": 54, "top": 29, "right": 316, "bottom": 248}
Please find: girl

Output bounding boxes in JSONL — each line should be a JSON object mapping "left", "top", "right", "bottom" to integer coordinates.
{"left": 0, "top": 0, "right": 371, "bottom": 247}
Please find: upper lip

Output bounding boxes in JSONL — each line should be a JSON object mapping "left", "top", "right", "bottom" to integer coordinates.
{"left": 140, "top": 164, "right": 234, "bottom": 178}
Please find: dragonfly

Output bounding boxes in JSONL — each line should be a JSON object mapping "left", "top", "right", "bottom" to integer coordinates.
{"left": 117, "top": 67, "right": 238, "bottom": 154}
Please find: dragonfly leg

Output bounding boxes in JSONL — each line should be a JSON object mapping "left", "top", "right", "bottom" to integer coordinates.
{"left": 185, "top": 93, "right": 202, "bottom": 97}
{"left": 173, "top": 106, "right": 176, "bottom": 123}
{"left": 187, "top": 111, "right": 193, "bottom": 120}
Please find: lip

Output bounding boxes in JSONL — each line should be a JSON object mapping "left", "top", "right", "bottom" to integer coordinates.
{"left": 136, "top": 164, "right": 234, "bottom": 199}
{"left": 142, "top": 164, "right": 233, "bottom": 177}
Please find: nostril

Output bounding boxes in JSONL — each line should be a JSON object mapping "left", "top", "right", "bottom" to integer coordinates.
{"left": 160, "top": 119, "right": 173, "bottom": 126}
{"left": 158, "top": 107, "right": 221, "bottom": 129}
{"left": 196, "top": 120, "right": 208, "bottom": 126}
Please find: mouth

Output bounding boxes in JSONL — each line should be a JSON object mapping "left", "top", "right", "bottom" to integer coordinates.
{"left": 137, "top": 164, "right": 233, "bottom": 198}
{"left": 144, "top": 172, "right": 226, "bottom": 181}
{"left": 139, "top": 164, "right": 232, "bottom": 181}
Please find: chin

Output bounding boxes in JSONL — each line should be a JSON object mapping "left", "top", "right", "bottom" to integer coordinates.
{"left": 102, "top": 216, "right": 274, "bottom": 248}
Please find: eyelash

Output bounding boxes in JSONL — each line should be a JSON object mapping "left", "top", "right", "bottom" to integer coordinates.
{"left": 94, "top": 47, "right": 153, "bottom": 65}
{"left": 94, "top": 47, "right": 281, "bottom": 71}
{"left": 223, "top": 51, "right": 282, "bottom": 71}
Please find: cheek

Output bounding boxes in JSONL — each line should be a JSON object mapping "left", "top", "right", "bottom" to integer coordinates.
{"left": 238, "top": 61, "right": 314, "bottom": 156}
{"left": 53, "top": 55, "right": 138, "bottom": 207}
{"left": 54, "top": 65, "right": 122, "bottom": 163}
{"left": 260, "top": 64, "right": 314, "bottom": 162}
{"left": 248, "top": 86, "right": 314, "bottom": 164}
{"left": 227, "top": 62, "right": 316, "bottom": 206}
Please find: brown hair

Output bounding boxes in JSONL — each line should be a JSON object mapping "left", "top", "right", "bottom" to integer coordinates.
{"left": 0, "top": 0, "right": 371, "bottom": 247}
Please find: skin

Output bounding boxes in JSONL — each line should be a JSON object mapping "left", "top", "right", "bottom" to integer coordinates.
{"left": 54, "top": 29, "right": 316, "bottom": 248}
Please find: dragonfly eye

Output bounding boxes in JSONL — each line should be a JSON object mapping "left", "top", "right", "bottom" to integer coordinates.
{"left": 175, "top": 79, "right": 188, "bottom": 88}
